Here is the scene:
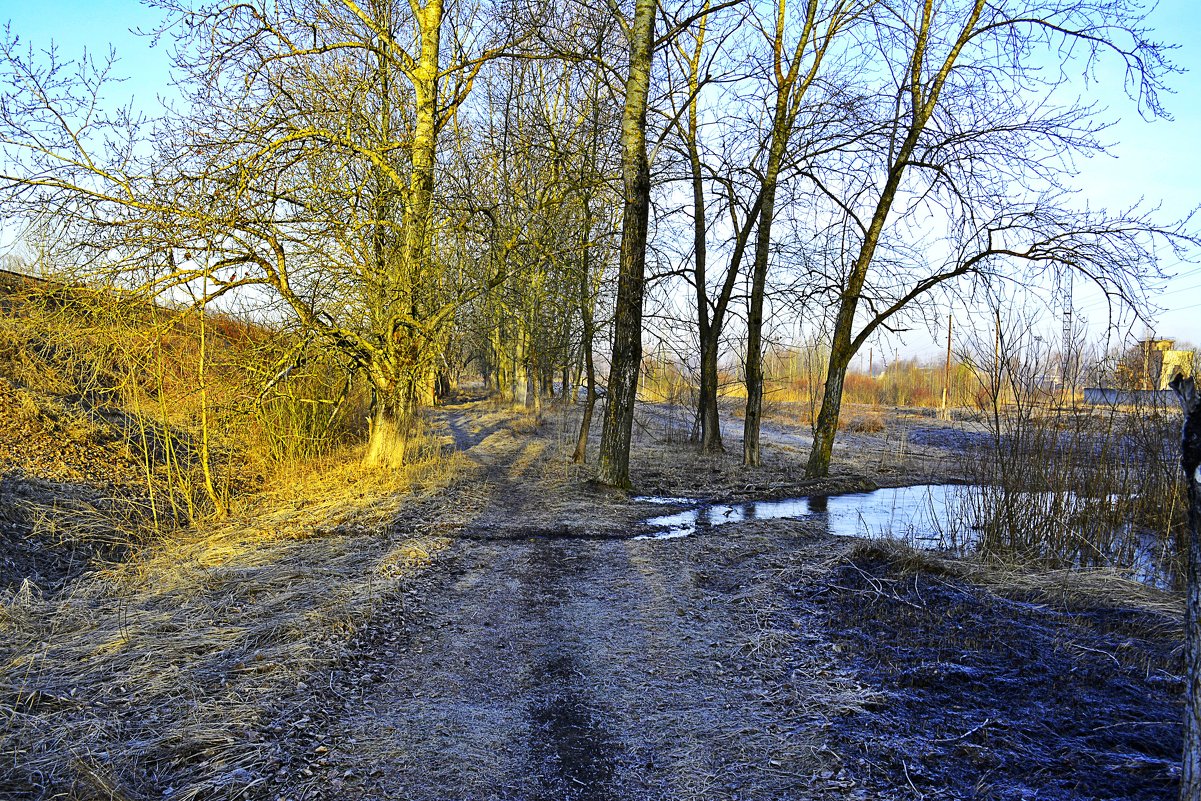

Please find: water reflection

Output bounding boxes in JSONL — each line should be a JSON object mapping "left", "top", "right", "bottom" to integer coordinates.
{"left": 632, "top": 485, "right": 1178, "bottom": 589}
{"left": 634, "top": 484, "right": 964, "bottom": 543}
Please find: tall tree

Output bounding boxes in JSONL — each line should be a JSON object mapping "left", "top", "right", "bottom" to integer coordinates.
{"left": 803, "top": 0, "right": 1188, "bottom": 477}
{"left": 663, "top": 1, "right": 763, "bottom": 454}
{"left": 741, "top": 0, "right": 868, "bottom": 466}
{"left": 596, "top": 0, "right": 659, "bottom": 488}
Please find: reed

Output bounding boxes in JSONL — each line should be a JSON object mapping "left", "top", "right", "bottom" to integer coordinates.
{"left": 955, "top": 334, "right": 1186, "bottom": 585}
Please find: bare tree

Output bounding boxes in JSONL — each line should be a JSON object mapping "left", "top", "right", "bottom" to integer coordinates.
{"left": 0, "top": 0, "right": 513, "bottom": 467}
{"left": 740, "top": 0, "right": 870, "bottom": 467}
{"left": 661, "top": 1, "right": 761, "bottom": 454}
{"left": 801, "top": 0, "right": 1192, "bottom": 477}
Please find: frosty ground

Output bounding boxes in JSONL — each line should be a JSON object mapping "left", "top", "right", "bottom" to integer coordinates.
{"left": 0, "top": 395, "right": 1185, "bottom": 800}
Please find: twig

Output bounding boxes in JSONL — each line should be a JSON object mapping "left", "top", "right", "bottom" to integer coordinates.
{"left": 1064, "top": 641, "right": 1121, "bottom": 668}
{"left": 902, "top": 760, "right": 924, "bottom": 800}
{"left": 932, "top": 717, "right": 992, "bottom": 744}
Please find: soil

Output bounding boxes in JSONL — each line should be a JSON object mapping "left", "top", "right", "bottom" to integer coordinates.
{"left": 0, "top": 393, "right": 1188, "bottom": 799}
{"left": 808, "top": 550, "right": 1183, "bottom": 800}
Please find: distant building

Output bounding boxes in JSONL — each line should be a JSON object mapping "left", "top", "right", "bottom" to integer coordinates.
{"left": 1159, "top": 348, "right": 1194, "bottom": 390}
{"left": 1113, "top": 338, "right": 1193, "bottom": 390}
{"left": 1085, "top": 337, "right": 1195, "bottom": 405}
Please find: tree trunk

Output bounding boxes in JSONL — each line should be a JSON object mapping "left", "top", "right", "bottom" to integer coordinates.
{"left": 572, "top": 340, "right": 598, "bottom": 463}
{"left": 573, "top": 216, "right": 598, "bottom": 462}
{"left": 403, "top": 0, "right": 441, "bottom": 285}
{"left": 697, "top": 335, "right": 723, "bottom": 451}
{"left": 527, "top": 340, "right": 541, "bottom": 415}
{"left": 513, "top": 328, "right": 527, "bottom": 406}
{"left": 365, "top": 387, "right": 410, "bottom": 469}
{"left": 805, "top": 158, "right": 911, "bottom": 477}
{"left": 597, "top": 0, "right": 656, "bottom": 489}
{"left": 742, "top": 248, "right": 767, "bottom": 466}
{"left": 1172, "top": 375, "right": 1201, "bottom": 801}
{"left": 742, "top": 101, "right": 787, "bottom": 467}
{"left": 574, "top": 374, "right": 598, "bottom": 464}
{"left": 681, "top": 8, "right": 723, "bottom": 454}
{"left": 806, "top": 336, "right": 853, "bottom": 477}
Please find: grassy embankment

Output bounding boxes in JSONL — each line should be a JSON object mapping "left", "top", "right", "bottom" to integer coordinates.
{"left": 0, "top": 275, "right": 465, "bottom": 798}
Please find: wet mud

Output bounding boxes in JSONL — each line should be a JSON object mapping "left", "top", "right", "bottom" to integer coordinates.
{"left": 522, "top": 539, "right": 619, "bottom": 801}
{"left": 528, "top": 653, "right": 617, "bottom": 801}
{"left": 804, "top": 549, "right": 1183, "bottom": 800}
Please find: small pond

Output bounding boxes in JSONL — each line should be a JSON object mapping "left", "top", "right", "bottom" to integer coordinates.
{"left": 633, "top": 484, "right": 962, "bottom": 543}
{"left": 633, "top": 484, "right": 1178, "bottom": 589}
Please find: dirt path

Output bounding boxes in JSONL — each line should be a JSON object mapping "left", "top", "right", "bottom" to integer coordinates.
{"left": 274, "top": 399, "right": 1184, "bottom": 801}
{"left": 295, "top": 400, "right": 861, "bottom": 800}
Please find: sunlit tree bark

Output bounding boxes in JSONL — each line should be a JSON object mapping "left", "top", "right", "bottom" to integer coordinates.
{"left": 597, "top": 0, "right": 658, "bottom": 489}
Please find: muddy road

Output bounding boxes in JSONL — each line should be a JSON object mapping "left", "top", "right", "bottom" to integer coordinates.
{"left": 283, "top": 400, "right": 1184, "bottom": 801}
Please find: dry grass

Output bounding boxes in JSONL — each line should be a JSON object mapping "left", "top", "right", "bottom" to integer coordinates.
{"left": 845, "top": 538, "right": 1183, "bottom": 625}
{"left": 0, "top": 433, "right": 466, "bottom": 800}
{"left": 0, "top": 282, "right": 374, "bottom": 520}
{"left": 838, "top": 408, "right": 886, "bottom": 433}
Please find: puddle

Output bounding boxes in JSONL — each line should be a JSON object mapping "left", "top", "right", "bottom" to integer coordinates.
{"left": 633, "top": 484, "right": 964, "bottom": 543}
{"left": 633, "top": 485, "right": 1179, "bottom": 588}
{"left": 633, "top": 496, "right": 698, "bottom": 506}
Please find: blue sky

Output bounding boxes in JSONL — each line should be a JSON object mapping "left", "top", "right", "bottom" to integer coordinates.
{"left": 1064, "top": 0, "right": 1201, "bottom": 347}
{"left": 2, "top": 0, "right": 1198, "bottom": 352}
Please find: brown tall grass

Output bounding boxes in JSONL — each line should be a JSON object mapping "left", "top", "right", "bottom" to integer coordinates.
{"left": 0, "top": 282, "right": 372, "bottom": 532}
{"left": 952, "top": 334, "right": 1187, "bottom": 586}
{"left": 633, "top": 342, "right": 982, "bottom": 438}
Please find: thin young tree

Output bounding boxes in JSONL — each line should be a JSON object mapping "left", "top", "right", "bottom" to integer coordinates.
{"left": 661, "top": 0, "right": 762, "bottom": 454}
{"left": 740, "top": 0, "right": 871, "bottom": 467}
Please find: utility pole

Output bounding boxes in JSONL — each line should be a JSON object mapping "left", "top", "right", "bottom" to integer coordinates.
{"left": 940, "top": 313, "right": 953, "bottom": 420}
{"left": 994, "top": 307, "right": 1003, "bottom": 405}
{"left": 1061, "top": 270, "right": 1073, "bottom": 402}
{"left": 1144, "top": 336, "right": 1152, "bottom": 391}
{"left": 994, "top": 309, "right": 1001, "bottom": 365}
